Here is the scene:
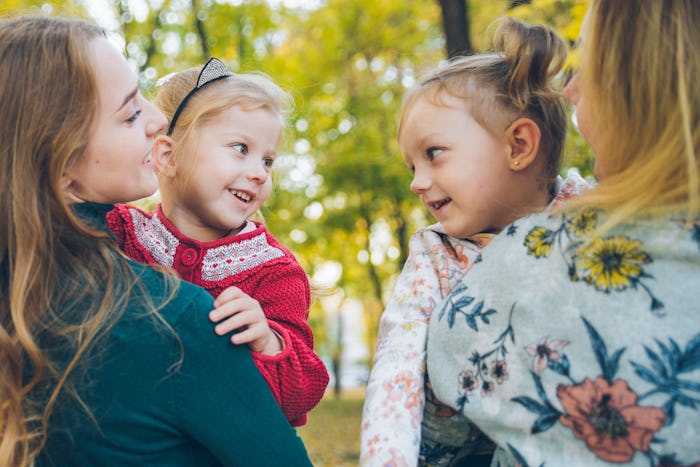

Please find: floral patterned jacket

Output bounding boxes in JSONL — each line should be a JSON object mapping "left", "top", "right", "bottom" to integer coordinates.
{"left": 427, "top": 208, "right": 700, "bottom": 467}
{"left": 360, "top": 170, "right": 589, "bottom": 467}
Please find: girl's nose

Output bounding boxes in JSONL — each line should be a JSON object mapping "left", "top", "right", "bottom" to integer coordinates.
{"left": 247, "top": 160, "right": 270, "bottom": 184}
{"left": 409, "top": 169, "right": 431, "bottom": 194}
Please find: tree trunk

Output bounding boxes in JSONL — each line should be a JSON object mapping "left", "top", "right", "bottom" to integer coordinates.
{"left": 192, "top": 0, "right": 210, "bottom": 59}
{"left": 436, "top": 0, "right": 472, "bottom": 58}
{"left": 509, "top": 0, "right": 531, "bottom": 9}
{"left": 331, "top": 304, "right": 343, "bottom": 398}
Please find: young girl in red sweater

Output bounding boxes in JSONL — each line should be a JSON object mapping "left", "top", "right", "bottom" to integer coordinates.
{"left": 107, "top": 58, "right": 328, "bottom": 427}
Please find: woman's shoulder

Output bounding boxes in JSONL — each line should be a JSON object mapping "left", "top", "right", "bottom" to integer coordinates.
{"left": 486, "top": 208, "right": 700, "bottom": 263}
{"left": 126, "top": 260, "right": 214, "bottom": 325}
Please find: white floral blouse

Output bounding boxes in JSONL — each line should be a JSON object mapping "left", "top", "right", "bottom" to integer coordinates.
{"left": 360, "top": 170, "right": 589, "bottom": 467}
{"left": 427, "top": 208, "right": 700, "bottom": 466}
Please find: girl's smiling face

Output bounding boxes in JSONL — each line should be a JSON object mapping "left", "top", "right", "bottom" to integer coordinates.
{"left": 63, "top": 37, "right": 167, "bottom": 204}
{"left": 163, "top": 105, "right": 281, "bottom": 241}
{"left": 399, "top": 93, "right": 514, "bottom": 238}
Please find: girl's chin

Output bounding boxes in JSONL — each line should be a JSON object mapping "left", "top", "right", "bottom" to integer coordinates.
{"left": 441, "top": 222, "right": 474, "bottom": 239}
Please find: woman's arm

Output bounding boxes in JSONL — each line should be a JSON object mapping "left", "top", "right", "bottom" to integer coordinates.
{"left": 174, "top": 288, "right": 312, "bottom": 466}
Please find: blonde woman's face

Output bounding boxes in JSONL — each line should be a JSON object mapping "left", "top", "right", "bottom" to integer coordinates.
{"left": 63, "top": 37, "right": 167, "bottom": 203}
{"left": 563, "top": 73, "right": 607, "bottom": 179}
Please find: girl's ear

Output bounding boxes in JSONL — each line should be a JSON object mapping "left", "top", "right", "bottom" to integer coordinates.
{"left": 505, "top": 117, "right": 541, "bottom": 171}
{"left": 153, "top": 135, "right": 177, "bottom": 178}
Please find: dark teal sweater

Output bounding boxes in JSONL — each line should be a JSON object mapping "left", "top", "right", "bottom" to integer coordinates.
{"left": 36, "top": 203, "right": 311, "bottom": 466}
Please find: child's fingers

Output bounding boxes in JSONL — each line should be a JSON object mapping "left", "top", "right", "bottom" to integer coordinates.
{"left": 230, "top": 322, "right": 267, "bottom": 345}
{"left": 209, "top": 297, "right": 247, "bottom": 322}
{"left": 213, "top": 308, "right": 264, "bottom": 335}
{"left": 213, "top": 286, "right": 244, "bottom": 307}
{"left": 213, "top": 311, "right": 249, "bottom": 336}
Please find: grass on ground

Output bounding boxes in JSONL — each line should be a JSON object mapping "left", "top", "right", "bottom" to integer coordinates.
{"left": 297, "top": 389, "right": 365, "bottom": 466}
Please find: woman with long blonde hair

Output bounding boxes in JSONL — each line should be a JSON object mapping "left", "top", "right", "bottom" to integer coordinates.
{"left": 0, "top": 15, "right": 311, "bottom": 466}
{"left": 426, "top": 1, "right": 700, "bottom": 465}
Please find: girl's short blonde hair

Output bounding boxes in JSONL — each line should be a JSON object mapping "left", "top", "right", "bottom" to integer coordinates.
{"left": 156, "top": 65, "right": 293, "bottom": 141}
{"left": 399, "top": 17, "right": 568, "bottom": 198}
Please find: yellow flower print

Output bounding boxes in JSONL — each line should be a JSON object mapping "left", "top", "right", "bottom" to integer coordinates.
{"left": 524, "top": 227, "right": 556, "bottom": 258}
{"left": 567, "top": 209, "right": 598, "bottom": 236}
{"left": 575, "top": 236, "right": 652, "bottom": 292}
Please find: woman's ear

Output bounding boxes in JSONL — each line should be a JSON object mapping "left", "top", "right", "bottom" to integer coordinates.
{"left": 60, "top": 171, "right": 83, "bottom": 203}
{"left": 505, "top": 118, "right": 541, "bottom": 171}
{"left": 153, "top": 135, "right": 177, "bottom": 178}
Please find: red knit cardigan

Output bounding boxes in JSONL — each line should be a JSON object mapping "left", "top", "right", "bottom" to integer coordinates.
{"left": 107, "top": 204, "right": 329, "bottom": 426}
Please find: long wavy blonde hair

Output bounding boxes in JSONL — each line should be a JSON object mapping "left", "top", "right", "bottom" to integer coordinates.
{"left": 566, "top": 0, "right": 700, "bottom": 226}
{"left": 0, "top": 16, "right": 170, "bottom": 466}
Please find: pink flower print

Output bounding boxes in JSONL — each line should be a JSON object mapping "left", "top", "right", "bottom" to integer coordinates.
{"left": 557, "top": 377, "right": 666, "bottom": 463}
{"left": 446, "top": 244, "right": 470, "bottom": 268}
{"left": 437, "top": 261, "right": 453, "bottom": 297}
{"left": 384, "top": 448, "right": 410, "bottom": 467}
{"left": 458, "top": 370, "right": 477, "bottom": 395}
{"left": 383, "top": 371, "right": 417, "bottom": 402}
{"left": 480, "top": 380, "right": 495, "bottom": 396}
{"left": 418, "top": 297, "right": 436, "bottom": 320}
{"left": 490, "top": 360, "right": 508, "bottom": 384}
{"left": 526, "top": 337, "right": 569, "bottom": 372}
{"left": 404, "top": 390, "right": 420, "bottom": 410}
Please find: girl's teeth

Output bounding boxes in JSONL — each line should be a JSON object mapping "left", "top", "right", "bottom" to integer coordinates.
{"left": 232, "top": 190, "right": 251, "bottom": 202}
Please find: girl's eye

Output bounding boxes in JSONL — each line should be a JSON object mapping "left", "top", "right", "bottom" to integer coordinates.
{"left": 125, "top": 109, "right": 142, "bottom": 124}
{"left": 263, "top": 157, "right": 275, "bottom": 169}
{"left": 233, "top": 143, "right": 248, "bottom": 155}
{"left": 427, "top": 147, "right": 443, "bottom": 160}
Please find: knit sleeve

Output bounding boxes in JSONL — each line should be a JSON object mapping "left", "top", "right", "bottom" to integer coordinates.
{"left": 249, "top": 260, "right": 329, "bottom": 427}
{"left": 106, "top": 204, "right": 130, "bottom": 250}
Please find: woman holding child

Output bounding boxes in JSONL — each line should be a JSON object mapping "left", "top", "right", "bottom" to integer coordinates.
{"left": 426, "top": 1, "right": 700, "bottom": 465}
{"left": 0, "top": 15, "right": 311, "bottom": 466}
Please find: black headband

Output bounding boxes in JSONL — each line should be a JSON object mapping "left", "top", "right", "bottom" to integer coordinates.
{"left": 166, "top": 57, "right": 233, "bottom": 136}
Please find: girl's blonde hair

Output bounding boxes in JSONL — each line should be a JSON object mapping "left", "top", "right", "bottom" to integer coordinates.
{"left": 0, "top": 16, "right": 175, "bottom": 465}
{"left": 155, "top": 66, "right": 293, "bottom": 183}
{"left": 399, "top": 17, "right": 568, "bottom": 198}
{"left": 567, "top": 0, "right": 700, "bottom": 226}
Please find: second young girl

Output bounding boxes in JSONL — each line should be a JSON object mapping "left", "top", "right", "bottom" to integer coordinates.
{"left": 107, "top": 59, "right": 328, "bottom": 427}
{"left": 360, "top": 18, "right": 588, "bottom": 466}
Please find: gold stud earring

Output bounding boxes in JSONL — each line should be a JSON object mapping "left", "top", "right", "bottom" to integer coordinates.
{"left": 513, "top": 160, "right": 520, "bottom": 166}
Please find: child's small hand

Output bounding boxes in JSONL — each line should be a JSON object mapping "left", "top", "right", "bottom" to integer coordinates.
{"left": 210, "top": 286, "right": 282, "bottom": 355}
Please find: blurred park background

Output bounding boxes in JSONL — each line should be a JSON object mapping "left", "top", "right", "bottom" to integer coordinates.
{"left": 2, "top": 0, "right": 592, "bottom": 463}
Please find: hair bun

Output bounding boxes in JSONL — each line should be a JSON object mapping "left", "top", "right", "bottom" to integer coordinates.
{"left": 492, "top": 17, "right": 567, "bottom": 109}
